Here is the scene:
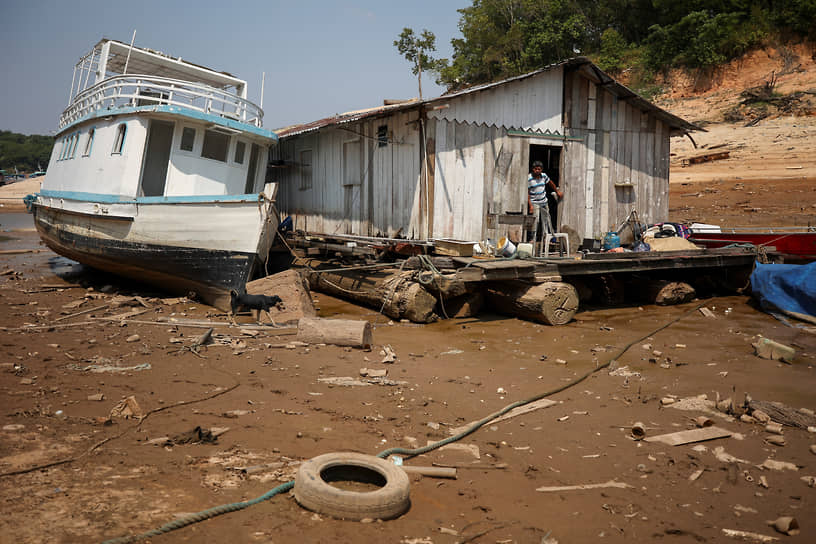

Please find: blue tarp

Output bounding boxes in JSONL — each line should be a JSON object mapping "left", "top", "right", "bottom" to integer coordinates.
{"left": 750, "top": 262, "right": 816, "bottom": 321}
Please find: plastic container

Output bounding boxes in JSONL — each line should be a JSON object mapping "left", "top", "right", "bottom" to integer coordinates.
{"left": 602, "top": 231, "right": 621, "bottom": 250}
{"left": 497, "top": 236, "right": 516, "bottom": 257}
{"left": 517, "top": 242, "right": 533, "bottom": 259}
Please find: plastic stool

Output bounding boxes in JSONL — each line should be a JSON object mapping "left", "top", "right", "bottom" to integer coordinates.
{"left": 543, "top": 233, "right": 570, "bottom": 258}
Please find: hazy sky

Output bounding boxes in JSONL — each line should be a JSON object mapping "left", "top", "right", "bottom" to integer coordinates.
{"left": 1, "top": 0, "right": 467, "bottom": 135}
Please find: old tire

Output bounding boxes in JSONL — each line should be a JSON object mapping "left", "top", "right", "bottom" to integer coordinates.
{"left": 294, "top": 452, "right": 411, "bottom": 521}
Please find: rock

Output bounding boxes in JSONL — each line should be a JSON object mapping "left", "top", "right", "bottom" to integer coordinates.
{"left": 126, "top": 334, "right": 140, "bottom": 343}
{"left": 87, "top": 393, "right": 105, "bottom": 401}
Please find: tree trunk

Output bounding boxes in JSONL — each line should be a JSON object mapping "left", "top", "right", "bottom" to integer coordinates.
{"left": 306, "top": 269, "right": 438, "bottom": 323}
{"left": 485, "top": 281, "right": 579, "bottom": 325}
{"left": 297, "top": 317, "right": 373, "bottom": 348}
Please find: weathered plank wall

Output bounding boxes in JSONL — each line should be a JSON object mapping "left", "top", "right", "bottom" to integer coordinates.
{"left": 273, "top": 110, "right": 424, "bottom": 238}
{"left": 273, "top": 65, "right": 674, "bottom": 244}
{"left": 561, "top": 68, "right": 671, "bottom": 240}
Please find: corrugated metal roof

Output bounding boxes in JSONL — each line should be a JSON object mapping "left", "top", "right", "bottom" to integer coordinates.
{"left": 274, "top": 57, "right": 701, "bottom": 138}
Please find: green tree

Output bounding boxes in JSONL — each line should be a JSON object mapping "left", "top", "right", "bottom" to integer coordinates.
{"left": 394, "top": 28, "right": 444, "bottom": 100}
{"left": 597, "top": 28, "right": 629, "bottom": 73}
{"left": 0, "top": 130, "right": 54, "bottom": 173}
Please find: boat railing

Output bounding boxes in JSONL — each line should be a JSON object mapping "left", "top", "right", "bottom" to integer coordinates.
{"left": 59, "top": 75, "right": 264, "bottom": 129}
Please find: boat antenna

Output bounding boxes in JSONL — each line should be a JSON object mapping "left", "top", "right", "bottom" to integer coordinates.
{"left": 123, "top": 30, "right": 137, "bottom": 75}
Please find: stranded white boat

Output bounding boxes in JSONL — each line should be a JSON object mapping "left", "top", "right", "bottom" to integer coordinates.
{"left": 27, "top": 39, "right": 279, "bottom": 309}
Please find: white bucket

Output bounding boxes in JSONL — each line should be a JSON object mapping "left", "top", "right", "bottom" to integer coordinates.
{"left": 497, "top": 236, "right": 516, "bottom": 257}
{"left": 517, "top": 242, "right": 533, "bottom": 259}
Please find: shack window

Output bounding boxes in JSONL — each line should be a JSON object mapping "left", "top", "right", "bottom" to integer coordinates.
{"left": 299, "top": 149, "right": 312, "bottom": 190}
{"left": 234, "top": 141, "right": 246, "bottom": 164}
{"left": 83, "top": 128, "right": 95, "bottom": 157}
{"left": 377, "top": 125, "right": 388, "bottom": 147}
{"left": 112, "top": 124, "right": 127, "bottom": 155}
{"left": 201, "top": 129, "right": 229, "bottom": 162}
{"left": 180, "top": 127, "right": 196, "bottom": 151}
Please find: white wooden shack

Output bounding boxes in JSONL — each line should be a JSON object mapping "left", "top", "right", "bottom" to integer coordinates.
{"left": 271, "top": 57, "right": 699, "bottom": 245}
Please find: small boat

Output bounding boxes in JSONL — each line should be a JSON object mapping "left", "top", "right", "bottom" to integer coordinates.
{"left": 26, "top": 39, "right": 280, "bottom": 309}
{"left": 688, "top": 223, "right": 816, "bottom": 262}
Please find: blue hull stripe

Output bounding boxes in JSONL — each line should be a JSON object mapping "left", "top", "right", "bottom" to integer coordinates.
{"left": 59, "top": 105, "right": 277, "bottom": 141}
{"left": 39, "top": 189, "right": 264, "bottom": 205}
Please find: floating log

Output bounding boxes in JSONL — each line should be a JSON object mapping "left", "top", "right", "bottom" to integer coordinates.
{"left": 306, "top": 269, "right": 438, "bottom": 323}
{"left": 296, "top": 317, "right": 373, "bottom": 348}
{"left": 246, "top": 269, "right": 316, "bottom": 324}
{"left": 485, "top": 281, "right": 578, "bottom": 325}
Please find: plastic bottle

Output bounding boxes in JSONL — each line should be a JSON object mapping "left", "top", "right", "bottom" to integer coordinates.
{"left": 602, "top": 231, "right": 620, "bottom": 250}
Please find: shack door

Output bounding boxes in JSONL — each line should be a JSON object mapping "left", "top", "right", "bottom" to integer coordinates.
{"left": 140, "top": 120, "right": 173, "bottom": 197}
{"left": 529, "top": 144, "right": 562, "bottom": 231}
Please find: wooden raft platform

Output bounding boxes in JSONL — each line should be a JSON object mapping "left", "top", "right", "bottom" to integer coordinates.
{"left": 451, "top": 247, "right": 757, "bottom": 283}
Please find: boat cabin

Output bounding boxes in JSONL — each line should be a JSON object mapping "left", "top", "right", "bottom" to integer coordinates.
{"left": 43, "top": 39, "right": 277, "bottom": 201}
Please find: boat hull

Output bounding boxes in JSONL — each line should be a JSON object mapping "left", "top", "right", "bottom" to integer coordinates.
{"left": 689, "top": 231, "right": 816, "bottom": 262}
{"left": 31, "top": 195, "right": 278, "bottom": 309}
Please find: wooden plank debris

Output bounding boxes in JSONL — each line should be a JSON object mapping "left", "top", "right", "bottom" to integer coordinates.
{"left": 644, "top": 426, "right": 732, "bottom": 446}
{"left": 536, "top": 480, "right": 633, "bottom": 492}
{"left": 682, "top": 151, "right": 730, "bottom": 166}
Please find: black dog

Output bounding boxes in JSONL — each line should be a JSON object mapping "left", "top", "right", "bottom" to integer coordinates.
{"left": 229, "top": 290, "right": 284, "bottom": 324}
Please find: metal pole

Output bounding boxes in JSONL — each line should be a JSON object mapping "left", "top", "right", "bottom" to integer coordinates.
{"left": 260, "top": 72, "right": 265, "bottom": 110}
{"left": 123, "top": 30, "right": 136, "bottom": 75}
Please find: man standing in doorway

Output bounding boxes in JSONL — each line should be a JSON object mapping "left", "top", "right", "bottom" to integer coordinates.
{"left": 527, "top": 160, "right": 563, "bottom": 242}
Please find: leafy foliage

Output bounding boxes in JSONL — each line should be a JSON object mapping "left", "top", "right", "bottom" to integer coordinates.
{"left": 394, "top": 28, "right": 446, "bottom": 99}
{"left": 429, "top": 0, "right": 815, "bottom": 89}
{"left": 0, "top": 130, "right": 54, "bottom": 174}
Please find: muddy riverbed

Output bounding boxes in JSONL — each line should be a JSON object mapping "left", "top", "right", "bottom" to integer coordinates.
{"left": 1, "top": 215, "right": 815, "bottom": 543}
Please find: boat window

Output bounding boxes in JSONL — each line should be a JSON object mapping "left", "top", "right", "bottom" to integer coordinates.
{"left": 58, "top": 138, "right": 67, "bottom": 160}
{"left": 180, "top": 127, "right": 196, "bottom": 152}
{"left": 299, "top": 149, "right": 312, "bottom": 190}
{"left": 112, "top": 124, "right": 127, "bottom": 155}
{"left": 72, "top": 132, "right": 81, "bottom": 158}
{"left": 83, "top": 129, "right": 95, "bottom": 157}
{"left": 234, "top": 141, "right": 246, "bottom": 164}
{"left": 201, "top": 129, "right": 229, "bottom": 162}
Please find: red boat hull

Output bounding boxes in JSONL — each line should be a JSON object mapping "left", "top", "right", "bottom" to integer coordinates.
{"left": 689, "top": 231, "right": 816, "bottom": 261}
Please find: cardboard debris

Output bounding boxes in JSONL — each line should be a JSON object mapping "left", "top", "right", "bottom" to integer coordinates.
{"left": 644, "top": 426, "right": 732, "bottom": 446}
{"left": 109, "top": 396, "right": 143, "bottom": 419}
{"left": 448, "top": 398, "right": 558, "bottom": 436}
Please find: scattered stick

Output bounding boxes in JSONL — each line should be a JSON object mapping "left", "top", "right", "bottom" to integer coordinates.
{"left": 0, "top": 321, "right": 96, "bottom": 332}
{"left": 399, "top": 465, "right": 457, "bottom": 479}
{"left": 53, "top": 304, "right": 109, "bottom": 323}
{"left": 536, "top": 480, "right": 633, "bottom": 492}
{"left": 0, "top": 249, "right": 43, "bottom": 255}
{"left": 721, "top": 528, "right": 779, "bottom": 542}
